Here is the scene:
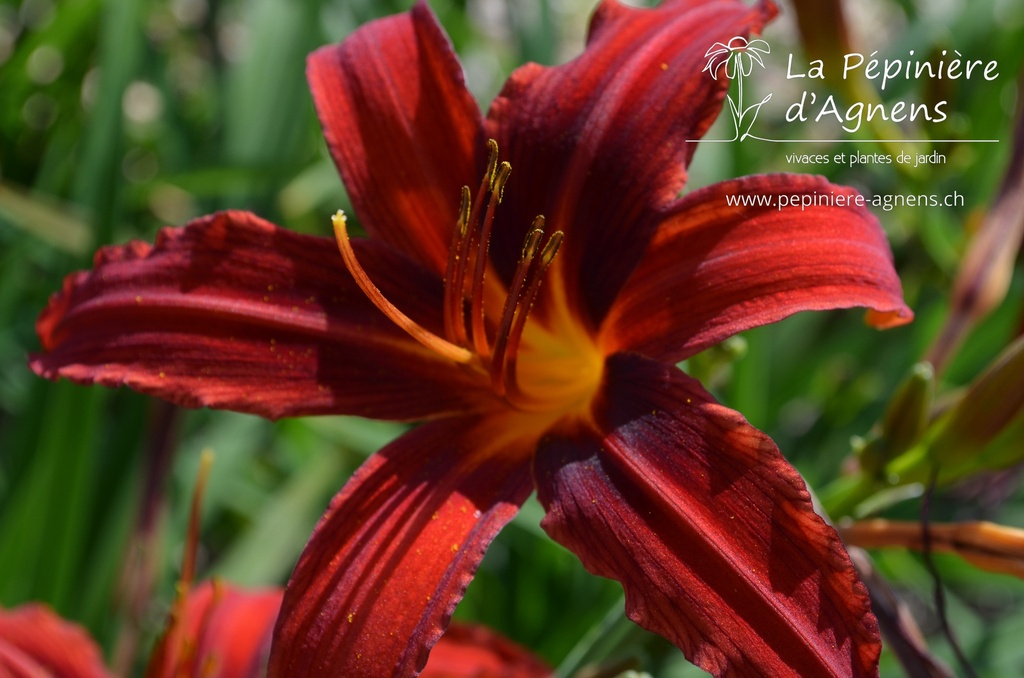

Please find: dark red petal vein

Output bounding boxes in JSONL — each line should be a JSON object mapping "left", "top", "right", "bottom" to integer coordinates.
{"left": 308, "top": 0, "right": 484, "bottom": 276}
{"left": 268, "top": 415, "right": 535, "bottom": 677}
{"left": 31, "top": 211, "right": 491, "bottom": 421}
{"left": 486, "top": 0, "right": 776, "bottom": 329}
{"left": 605, "top": 174, "right": 912, "bottom": 363}
{"left": 535, "top": 352, "right": 880, "bottom": 677}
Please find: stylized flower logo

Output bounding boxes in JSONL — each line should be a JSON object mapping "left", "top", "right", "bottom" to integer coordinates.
{"left": 702, "top": 36, "right": 772, "bottom": 141}
{"left": 703, "top": 36, "right": 771, "bottom": 79}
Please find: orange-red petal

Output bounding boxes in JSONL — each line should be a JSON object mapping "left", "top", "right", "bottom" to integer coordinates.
{"left": 268, "top": 415, "right": 535, "bottom": 677}
{"left": 604, "top": 174, "right": 912, "bottom": 362}
{"left": 31, "top": 211, "right": 491, "bottom": 421}
{"left": 534, "top": 353, "right": 881, "bottom": 677}
{"left": 307, "top": 0, "right": 483, "bottom": 276}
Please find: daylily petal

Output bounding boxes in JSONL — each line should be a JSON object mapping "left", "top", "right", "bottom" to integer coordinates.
{"left": 603, "top": 174, "right": 912, "bottom": 363}
{"left": 421, "top": 622, "right": 552, "bottom": 678}
{"left": 535, "top": 353, "right": 880, "bottom": 677}
{"left": 486, "top": 0, "right": 776, "bottom": 329}
{"left": 307, "top": 0, "right": 483, "bottom": 276}
{"left": 0, "top": 604, "right": 114, "bottom": 678}
{"left": 32, "top": 211, "right": 491, "bottom": 421}
{"left": 268, "top": 415, "right": 535, "bottom": 677}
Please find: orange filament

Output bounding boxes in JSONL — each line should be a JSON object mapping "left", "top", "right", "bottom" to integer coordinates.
{"left": 332, "top": 211, "right": 473, "bottom": 364}
{"left": 332, "top": 139, "right": 564, "bottom": 410}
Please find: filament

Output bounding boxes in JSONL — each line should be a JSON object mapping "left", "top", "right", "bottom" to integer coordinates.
{"left": 332, "top": 211, "right": 473, "bottom": 364}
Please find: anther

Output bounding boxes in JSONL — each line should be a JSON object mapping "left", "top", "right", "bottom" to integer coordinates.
{"left": 521, "top": 223, "right": 545, "bottom": 259}
{"left": 538, "top": 230, "right": 564, "bottom": 267}
{"left": 491, "top": 161, "right": 512, "bottom": 203}
{"left": 485, "top": 139, "right": 499, "bottom": 190}
{"left": 332, "top": 211, "right": 473, "bottom": 364}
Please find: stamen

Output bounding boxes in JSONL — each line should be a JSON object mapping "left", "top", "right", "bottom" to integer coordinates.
{"left": 469, "top": 160, "right": 512, "bottom": 357}
{"left": 446, "top": 144, "right": 497, "bottom": 349}
{"left": 332, "top": 211, "right": 473, "bottom": 364}
{"left": 503, "top": 230, "right": 563, "bottom": 405}
{"left": 490, "top": 220, "right": 545, "bottom": 395}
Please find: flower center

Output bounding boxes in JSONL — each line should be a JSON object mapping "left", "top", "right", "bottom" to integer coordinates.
{"left": 332, "top": 139, "right": 602, "bottom": 415}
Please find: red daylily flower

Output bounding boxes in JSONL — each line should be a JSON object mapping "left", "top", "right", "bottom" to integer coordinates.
{"left": 0, "top": 604, "right": 114, "bottom": 678}
{"left": 146, "top": 581, "right": 282, "bottom": 678}
{"left": 31, "top": 0, "right": 913, "bottom": 675}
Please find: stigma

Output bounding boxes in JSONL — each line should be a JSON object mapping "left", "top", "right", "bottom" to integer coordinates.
{"left": 331, "top": 139, "right": 564, "bottom": 411}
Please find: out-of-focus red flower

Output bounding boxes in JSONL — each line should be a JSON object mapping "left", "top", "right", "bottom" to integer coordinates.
{"left": 421, "top": 623, "right": 550, "bottom": 678}
{"left": 145, "top": 581, "right": 282, "bottom": 678}
{"left": 32, "top": 0, "right": 913, "bottom": 675}
{"left": 0, "top": 604, "right": 114, "bottom": 678}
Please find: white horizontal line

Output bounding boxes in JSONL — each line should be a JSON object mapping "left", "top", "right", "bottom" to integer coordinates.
{"left": 689, "top": 138, "right": 999, "bottom": 143}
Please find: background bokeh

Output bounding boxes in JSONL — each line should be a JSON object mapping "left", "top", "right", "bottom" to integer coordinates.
{"left": 1, "top": 0, "right": 1022, "bottom": 675}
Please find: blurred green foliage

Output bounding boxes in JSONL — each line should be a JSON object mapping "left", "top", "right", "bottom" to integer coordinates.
{"left": 0, "top": 0, "right": 1022, "bottom": 676}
